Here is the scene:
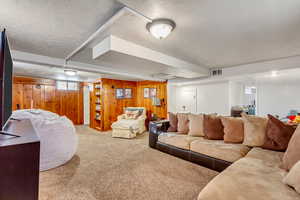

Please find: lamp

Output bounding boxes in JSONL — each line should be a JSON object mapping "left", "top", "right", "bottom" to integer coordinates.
{"left": 146, "top": 19, "right": 176, "bottom": 39}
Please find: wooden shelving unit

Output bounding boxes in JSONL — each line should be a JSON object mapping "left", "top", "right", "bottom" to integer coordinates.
{"left": 90, "top": 80, "right": 103, "bottom": 131}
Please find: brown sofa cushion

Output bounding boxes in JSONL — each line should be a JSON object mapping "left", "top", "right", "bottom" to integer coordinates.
{"left": 282, "top": 125, "right": 300, "bottom": 171}
{"left": 262, "top": 114, "right": 296, "bottom": 151}
{"left": 221, "top": 117, "right": 244, "bottom": 143}
{"left": 167, "top": 112, "right": 178, "bottom": 132}
{"left": 283, "top": 160, "right": 300, "bottom": 194}
{"left": 242, "top": 113, "right": 268, "bottom": 147}
{"left": 203, "top": 115, "right": 224, "bottom": 140}
{"left": 188, "top": 114, "right": 204, "bottom": 137}
{"left": 177, "top": 113, "right": 189, "bottom": 134}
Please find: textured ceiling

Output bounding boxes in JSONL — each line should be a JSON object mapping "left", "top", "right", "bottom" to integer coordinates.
{"left": 116, "top": 0, "right": 300, "bottom": 68}
{"left": 2, "top": 0, "right": 300, "bottom": 81}
{"left": 0, "top": 0, "right": 123, "bottom": 58}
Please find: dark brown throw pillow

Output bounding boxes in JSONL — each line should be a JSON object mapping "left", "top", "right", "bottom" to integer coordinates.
{"left": 167, "top": 112, "right": 178, "bottom": 132}
{"left": 203, "top": 114, "right": 224, "bottom": 140}
{"left": 262, "top": 114, "right": 296, "bottom": 151}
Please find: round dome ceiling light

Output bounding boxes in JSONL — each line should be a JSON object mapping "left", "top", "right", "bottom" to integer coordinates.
{"left": 146, "top": 19, "right": 176, "bottom": 39}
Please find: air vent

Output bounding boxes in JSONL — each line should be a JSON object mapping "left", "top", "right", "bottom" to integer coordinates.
{"left": 211, "top": 68, "right": 222, "bottom": 76}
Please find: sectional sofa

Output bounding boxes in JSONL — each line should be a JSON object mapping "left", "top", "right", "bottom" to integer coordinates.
{"left": 149, "top": 119, "right": 300, "bottom": 200}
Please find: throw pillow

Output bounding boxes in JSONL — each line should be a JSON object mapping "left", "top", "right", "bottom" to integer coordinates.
{"left": 221, "top": 117, "right": 244, "bottom": 143}
{"left": 203, "top": 114, "right": 224, "bottom": 140}
{"left": 167, "top": 112, "right": 178, "bottom": 132}
{"left": 177, "top": 113, "right": 189, "bottom": 134}
{"left": 242, "top": 113, "right": 268, "bottom": 147}
{"left": 283, "top": 160, "right": 300, "bottom": 194}
{"left": 262, "top": 114, "right": 296, "bottom": 151}
{"left": 282, "top": 125, "right": 300, "bottom": 171}
{"left": 188, "top": 114, "right": 204, "bottom": 137}
{"left": 125, "top": 110, "right": 139, "bottom": 119}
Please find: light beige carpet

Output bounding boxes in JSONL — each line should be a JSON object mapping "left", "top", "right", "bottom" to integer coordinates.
{"left": 39, "top": 126, "right": 218, "bottom": 200}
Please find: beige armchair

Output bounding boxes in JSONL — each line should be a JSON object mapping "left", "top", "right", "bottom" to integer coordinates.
{"left": 111, "top": 107, "right": 146, "bottom": 138}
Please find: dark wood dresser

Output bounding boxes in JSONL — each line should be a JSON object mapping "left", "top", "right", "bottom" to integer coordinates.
{"left": 0, "top": 119, "right": 40, "bottom": 200}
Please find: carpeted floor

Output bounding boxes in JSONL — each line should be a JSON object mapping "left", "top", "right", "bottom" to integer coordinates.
{"left": 39, "top": 126, "right": 218, "bottom": 200}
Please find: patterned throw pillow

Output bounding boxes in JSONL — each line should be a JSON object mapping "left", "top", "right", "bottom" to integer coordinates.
{"left": 125, "top": 110, "right": 140, "bottom": 120}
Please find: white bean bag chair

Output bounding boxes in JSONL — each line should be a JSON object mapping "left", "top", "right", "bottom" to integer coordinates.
{"left": 11, "top": 109, "right": 78, "bottom": 171}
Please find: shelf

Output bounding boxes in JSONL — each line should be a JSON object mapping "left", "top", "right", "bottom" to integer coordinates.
{"left": 95, "top": 110, "right": 101, "bottom": 112}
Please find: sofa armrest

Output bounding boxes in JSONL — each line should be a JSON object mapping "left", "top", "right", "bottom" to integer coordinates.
{"left": 137, "top": 115, "right": 146, "bottom": 120}
{"left": 149, "top": 120, "right": 170, "bottom": 148}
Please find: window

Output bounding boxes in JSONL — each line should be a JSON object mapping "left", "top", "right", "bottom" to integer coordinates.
{"left": 57, "top": 81, "right": 67, "bottom": 90}
{"left": 57, "top": 81, "right": 78, "bottom": 91}
{"left": 68, "top": 82, "right": 78, "bottom": 91}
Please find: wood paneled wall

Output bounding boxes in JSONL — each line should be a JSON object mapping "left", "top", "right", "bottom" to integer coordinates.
{"left": 101, "top": 78, "right": 137, "bottom": 131}
{"left": 12, "top": 76, "right": 84, "bottom": 125}
{"left": 137, "top": 81, "right": 168, "bottom": 119}
{"left": 96, "top": 79, "right": 168, "bottom": 131}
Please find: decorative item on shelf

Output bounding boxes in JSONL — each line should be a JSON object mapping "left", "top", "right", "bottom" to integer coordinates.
{"left": 152, "top": 97, "right": 161, "bottom": 106}
{"left": 124, "top": 88, "right": 132, "bottom": 98}
{"left": 144, "top": 88, "right": 150, "bottom": 98}
{"left": 95, "top": 98, "right": 101, "bottom": 104}
{"left": 150, "top": 88, "right": 157, "bottom": 97}
{"left": 95, "top": 91, "right": 101, "bottom": 96}
{"left": 115, "top": 88, "right": 124, "bottom": 99}
{"left": 94, "top": 84, "right": 101, "bottom": 89}
{"left": 95, "top": 113, "right": 101, "bottom": 120}
{"left": 96, "top": 105, "right": 101, "bottom": 111}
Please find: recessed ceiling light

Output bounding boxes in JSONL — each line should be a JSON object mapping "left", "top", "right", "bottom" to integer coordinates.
{"left": 146, "top": 19, "right": 176, "bottom": 39}
{"left": 64, "top": 69, "right": 77, "bottom": 76}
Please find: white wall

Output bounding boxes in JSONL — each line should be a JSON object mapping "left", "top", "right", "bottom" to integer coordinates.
{"left": 257, "top": 79, "right": 300, "bottom": 118}
{"left": 229, "top": 81, "right": 244, "bottom": 108}
{"left": 169, "top": 81, "right": 230, "bottom": 115}
{"left": 83, "top": 86, "right": 90, "bottom": 125}
{"left": 167, "top": 84, "right": 177, "bottom": 113}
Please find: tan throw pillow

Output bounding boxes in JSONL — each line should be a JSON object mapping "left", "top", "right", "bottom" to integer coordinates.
{"left": 177, "top": 113, "right": 189, "bottom": 134}
{"left": 241, "top": 113, "right": 268, "bottom": 147}
{"left": 283, "top": 160, "right": 300, "bottom": 194}
{"left": 167, "top": 112, "right": 178, "bottom": 132}
{"left": 188, "top": 114, "right": 204, "bottom": 137}
{"left": 282, "top": 125, "right": 300, "bottom": 171}
{"left": 203, "top": 114, "right": 224, "bottom": 140}
{"left": 221, "top": 117, "right": 244, "bottom": 143}
{"left": 125, "top": 110, "right": 139, "bottom": 119}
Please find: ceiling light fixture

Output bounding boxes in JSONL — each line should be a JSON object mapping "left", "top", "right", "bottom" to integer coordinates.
{"left": 146, "top": 19, "right": 176, "bottom": 39}
{"left": 64, "top": 69, "right": 77, "bottom": 76}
